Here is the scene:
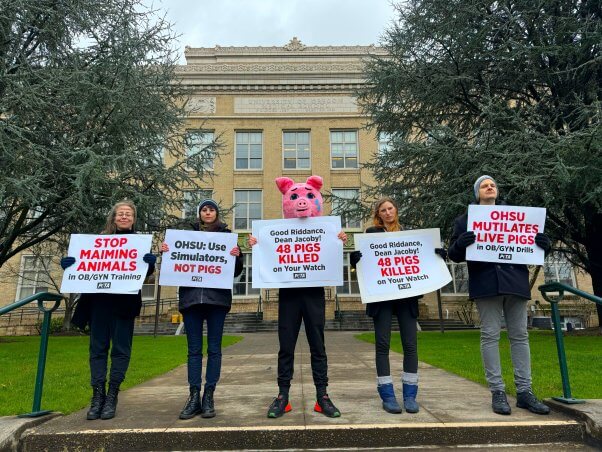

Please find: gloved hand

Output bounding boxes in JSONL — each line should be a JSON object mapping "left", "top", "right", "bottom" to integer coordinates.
{"left": 435, "top": 248, "right": 447, "bottom": 260}
{"left": 535, "top": 233, "right": 551, "bottom": 252}
{"left": 60, "top": 256, "right": 76, "bottom": 270}
{"left": 143, "top": 253, "right": 157, "bottom": 265}
{"left": 456, "top": 231, "right": 476, "bottom": 248}
{"left": 350, "top": 250, "right": 362, "bottom": 268}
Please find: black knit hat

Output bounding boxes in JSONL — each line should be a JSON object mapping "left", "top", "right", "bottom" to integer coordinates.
{"left": 198, "top": 199, "right": 219, "bottom": 214}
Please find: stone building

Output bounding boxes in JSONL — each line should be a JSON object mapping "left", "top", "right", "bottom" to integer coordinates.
{"left": 0, "top": 39, "right": 597, "bottom": 333}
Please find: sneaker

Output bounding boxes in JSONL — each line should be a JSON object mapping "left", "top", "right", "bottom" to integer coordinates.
{"left": 314, "top": 395, "right": 341, "bottom": 418}
{"left": 267, "top": 395, "right": 291, "bottom": 418}
{"left": 516, "top": 391, "right": 550, "bottom": 415}
{"left": 491, "top": 390, "right": 511, "bottom": 415}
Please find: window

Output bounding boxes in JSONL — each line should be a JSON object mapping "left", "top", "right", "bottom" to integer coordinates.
{"left": 235, "top": 131, "right": 262, "bottom": 169}
{"left": 330, "top": 130, "right": 358, "bottom": 169}
{"left": 234, "top": 190, "right": 262, "bottom": 230}
{"left": 16, "top": 256, "right": 52, "bottom": 300}
{"left": 283, "top": 131, "right": 310, "bottom": 169}
{"left": 337, "top": 253, "right": 359, "bottom": 295}
{"left": 441, "top": 262, "right": 469, "bottom": 294}
{"left": 544, "top": 253, "right": 576, "bottom": 286}
{"left": 142, "top": 263, "right": 160, "bottom": 300}
{"left": 186, "top": 130, "right": 215, "bottom": 170}
{"left": 183, "top": 190, "right": 213, "bottom": 219}
{"left": 331, "top": 188, "right": 361, "bottom": 229}
{"left": 378, "top": 132, "right": 392, "bottom": 154}
{"left": 234, "top": 253, "right": 260, "bottom": 296}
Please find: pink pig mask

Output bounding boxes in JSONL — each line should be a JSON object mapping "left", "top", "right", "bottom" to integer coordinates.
{"left": 276, "top": 176, "right": 323, "bottom": 219}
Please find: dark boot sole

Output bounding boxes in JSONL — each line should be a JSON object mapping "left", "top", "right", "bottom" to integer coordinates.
{"left": 201, "top": 411, "right": 216, "bottom": 418}
{"left": 86, "top": 413, "right": 101, "bottom": 420}
{"left": 100, "top": 413, "right": 115, "bottom": 420}
{"left": 179, "top": 411, "right": 201, "bottom": 420}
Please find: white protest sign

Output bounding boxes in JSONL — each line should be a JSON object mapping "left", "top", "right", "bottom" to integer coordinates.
{"left": 355, "top": 229, "right": 451, "bottom": 303}
{"left": 159, "top": 229, "right": 238, "bottom": 289}
{"left": 60, "top": 234, "right": 152, "bottom": 294}
{"left": 466, "top": 205, "right": 546, "bottom": 265}
{"left": 252, "top": 216, "right": 343, "bottom": 288}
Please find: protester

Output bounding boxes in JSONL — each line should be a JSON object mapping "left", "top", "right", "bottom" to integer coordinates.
{"left": 161, "top": 199, "right": 243, "bottom": 419}
{"left": 248, "top": 176, "right": 347, "bottom": 418}
{"left": 448, "top": 175, "right": 551, "bottom": 415}
{"left": 61, "top": 200, "right": 156, "bottom": 420}
{"left": 350, "top": 197, "right": 446, "bottom": 414}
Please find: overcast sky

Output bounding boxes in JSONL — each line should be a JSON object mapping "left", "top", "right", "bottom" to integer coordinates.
{"left": 145, "top": 0, "right": 397, "bottom": 61}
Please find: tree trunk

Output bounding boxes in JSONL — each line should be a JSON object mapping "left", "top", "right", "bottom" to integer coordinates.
{"left": 584, "top": 212, "right": 602, "bottom": 329}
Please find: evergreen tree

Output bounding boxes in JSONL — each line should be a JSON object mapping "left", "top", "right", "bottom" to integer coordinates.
{"left": 0, "top": 0, "right": 216, "bottom": 267}
{"left": 358, "top": 0, "right": 602, "bottom": 324}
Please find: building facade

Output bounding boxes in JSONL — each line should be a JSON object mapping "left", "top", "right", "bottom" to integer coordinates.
{"left": 0, "top": 39, "right": 597, "bottom": 332}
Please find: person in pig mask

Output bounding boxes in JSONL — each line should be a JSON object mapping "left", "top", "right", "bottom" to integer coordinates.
{"left": 248, "top": 175, "right": 347, "bottom": 418}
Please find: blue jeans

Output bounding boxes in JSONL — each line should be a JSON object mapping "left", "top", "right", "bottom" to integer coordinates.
{"left": 182, "top": 304, "right": 228, "bottom": 390}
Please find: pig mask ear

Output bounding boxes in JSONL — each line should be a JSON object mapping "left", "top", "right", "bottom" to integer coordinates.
{"left": 305, "top": 175, "right": 323, "bottom": 191}
{"left": 275, "top": 177, "right": 295, "bottom": 194}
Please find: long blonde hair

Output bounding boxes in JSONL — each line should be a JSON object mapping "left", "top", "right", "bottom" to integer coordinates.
{"left": 102, "top": 200, "right": 137, "bottom": 234}
{"left": 372, "top": 197, "right": 401, "bottom": 232}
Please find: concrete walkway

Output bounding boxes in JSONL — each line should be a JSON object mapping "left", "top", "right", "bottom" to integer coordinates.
{"left": 11, "top": 332, "right": 599, "bottom": 450}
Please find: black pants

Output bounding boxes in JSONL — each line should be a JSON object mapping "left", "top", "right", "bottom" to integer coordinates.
{"left": 89, "top": 302, "right": 135, "bottom": 387}
{"left": 277, "top": 287, "right": 328, "bottom": 391}
{"left": 373, "top": 299, "right": 418, "bottom": 376}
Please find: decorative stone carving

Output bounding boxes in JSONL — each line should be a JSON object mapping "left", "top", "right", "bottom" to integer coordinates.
{"left": 176, "top": 63, "right": 364, "bottom": 73}
{"left": 185, "top": 96, "right": 216, "bottom": 114}
{"left": 283, "top": 37, "right": 306, "bottom": 51}
{"left": 234, "top": 96, "right": 358, "bottom": 114}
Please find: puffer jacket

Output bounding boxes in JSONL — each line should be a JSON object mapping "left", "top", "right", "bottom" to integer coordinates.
{"left": 363, "top": 225, "right": 421, "bottom": 318}
{"left": 448, "top": 210, "right": 530, "bottom": 300}
{"left": 178, "top": 221, "right": 244, "bottom": 313}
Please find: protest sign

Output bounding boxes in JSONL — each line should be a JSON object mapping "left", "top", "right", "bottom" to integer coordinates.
{"left": 159, "top": 229, "right": 238, "bottom": 289}
{"left": 252, "top": 216, "right": 343, "bottom": 288}
{"left": 355, "top": 228, "right": 451, "bottom": 303}
{"left": 466, "top": 205, "right": 546, "bottom": 265}
{"left": 60, "top": 234, "right": 152, "bottom": 294}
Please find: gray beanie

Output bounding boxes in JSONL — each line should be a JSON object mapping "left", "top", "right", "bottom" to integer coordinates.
{"left": 474, "top": 175, "right": 497, "bottom": 201}
{"left": 198, "top": 199, "right": 219, "bottom": 214}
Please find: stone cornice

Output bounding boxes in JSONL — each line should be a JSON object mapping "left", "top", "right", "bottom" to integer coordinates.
{"left": 184, "top": 38, "right": 385, "bottom": 58}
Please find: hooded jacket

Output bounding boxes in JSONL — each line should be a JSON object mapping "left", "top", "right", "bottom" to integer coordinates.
{"left": 448, "top": 206, "right": 531, "bottom": 300}
{"left": 178, "top": 221, "right": 244, "bottom": 312}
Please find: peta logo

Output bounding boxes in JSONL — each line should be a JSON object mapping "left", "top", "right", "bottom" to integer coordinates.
{"left": 293, "top": 273, "right": 307, "bottom": 279}
{"left": 192, "top": 276, "right": 203, "bottom": 282}
{"left": 97, "top": 282, "right": 111, "bottom": 289}
{"left": 398, "top": 283, "right": 411, "bottom": 290}
{"left": 498, "top": 253, "right": 512, "bottom": 260}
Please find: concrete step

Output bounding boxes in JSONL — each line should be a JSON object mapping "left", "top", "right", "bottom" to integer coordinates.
{"left": 20, "top": 420, "right": 585, "bottom": 451}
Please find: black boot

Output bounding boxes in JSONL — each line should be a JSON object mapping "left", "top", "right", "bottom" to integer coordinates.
{"left": 100, "top": 383, "right": 120, "bottom": 420}
{"left": 179, "top": 387, "right": 202, "bottom": 419}
{"left": 200, "top": 386, "right": 216, "bottom": 418}
{"left": 86, "top": 384, "right": 106, "bottom": 420}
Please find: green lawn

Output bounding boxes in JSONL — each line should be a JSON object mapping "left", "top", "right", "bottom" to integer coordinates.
{"left": 356, "top": 330, "right": 601, "bottom": 399}
{"left": 0, "top": 335, "right": 242, "bottom": 416}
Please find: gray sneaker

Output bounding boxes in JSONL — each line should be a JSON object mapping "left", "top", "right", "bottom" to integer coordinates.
{"left": 492, "top": 390, "right": 511, "bottom": 415}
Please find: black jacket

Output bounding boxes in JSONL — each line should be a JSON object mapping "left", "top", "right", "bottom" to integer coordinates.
{"left": 448, "top": 212, "right": 530, "bottom": 300}
{"left": 178, "top": 222, "right": 244, "bottom": 313}
{"left": 71, "top": 230, "right": 156, "bottom": 328}
{"left": 363, "top": 225, "right": 421, "bottom": 318}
